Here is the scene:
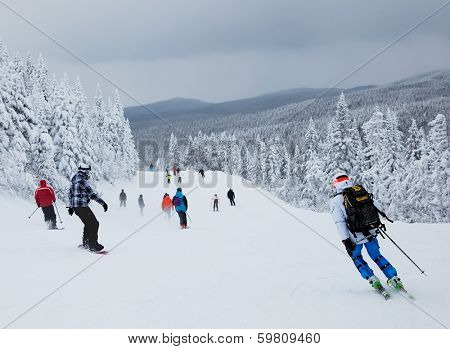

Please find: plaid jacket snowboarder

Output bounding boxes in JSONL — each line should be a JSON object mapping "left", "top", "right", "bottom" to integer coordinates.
{"left": 69, "top": 171, "right": 105, "bottom": 208}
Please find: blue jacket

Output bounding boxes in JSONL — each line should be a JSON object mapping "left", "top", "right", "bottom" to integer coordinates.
{"left": 172, "top": 191, "right": 188, "bottom": 212}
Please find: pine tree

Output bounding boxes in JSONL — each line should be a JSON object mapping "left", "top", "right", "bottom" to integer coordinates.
{"left": 168, "top": 133, "right": 179, "bottom": 167}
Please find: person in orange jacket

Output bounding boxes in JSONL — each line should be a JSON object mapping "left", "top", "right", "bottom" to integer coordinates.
{"left": 34, "top": 179, "right": 58, "bottom": 229}
{"left": 161, "top": 193, "right": 173, "bottom": 219}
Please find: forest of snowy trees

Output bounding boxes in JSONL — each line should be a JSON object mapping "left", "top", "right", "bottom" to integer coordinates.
{"left": 0, "top": 41, "right": 138, "bottom": 201}
{"left": 159, "top": 93, "right": 449, "bottom": 223}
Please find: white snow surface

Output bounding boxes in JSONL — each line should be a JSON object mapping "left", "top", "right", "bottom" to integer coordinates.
{"left": 1, "top": 171, "right": 449, "bottom": 329}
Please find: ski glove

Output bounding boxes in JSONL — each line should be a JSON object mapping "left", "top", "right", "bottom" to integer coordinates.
{"left": 68, "top": 207, "right": 74, "bottom": 216}
{"left": 103, "top": 203, "right": 108, "bottom": 212}
{"left": 342, "top": 238, "right": 356, "bottom": 257}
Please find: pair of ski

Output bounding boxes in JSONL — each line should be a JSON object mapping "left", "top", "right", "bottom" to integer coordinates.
{"left": 77, "top": 244, "right": 109, "bottom": 255}
{"left": 375, "top": 283, "right": 414, "bottom": 301}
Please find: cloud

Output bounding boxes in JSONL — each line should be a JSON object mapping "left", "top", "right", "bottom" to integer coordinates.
{"left": 1, "top": 0, "right": 449, "bottom": 104}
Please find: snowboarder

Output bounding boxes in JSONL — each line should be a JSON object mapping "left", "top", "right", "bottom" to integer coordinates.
{"left": 166, "top": 171, "right": 172, "bottom": 184}
{"left": 172, "top": 188, "right": 188, "bottom": 229}
{"left": 119, "top": 189, "right": 127, "bottom": 207}
{"left": 161, "top": 193, "right": 173, "bottom": 219}
{"left": 199, "top": 168, "right": 205, "bottom": 178}
{"left": 227, "top": 188, "right": 236, "bottom": 206}
{"left": 212, "top": 194, "right": 219, "bottom": 212}
{"left": 329, "top": 172, "right": 403, "bottom": 295}
{"left": 34, "top": 179, "right": 58, "bottom": 229}
{"left": 68, "top": 164, "right": 108, "bottom": 252}
{"left": 138, "top": 194, "right": 145, "bottom": 215}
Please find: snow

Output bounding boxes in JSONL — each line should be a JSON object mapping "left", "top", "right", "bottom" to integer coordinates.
{"left": 1, "top": 171, "right": 449, "bottom": 329}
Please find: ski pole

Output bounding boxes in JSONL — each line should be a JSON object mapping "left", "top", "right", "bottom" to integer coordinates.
{"left": 187, "top": 212, "right": 193, "bottom": 223}
{"left": 381, "top": 228, "right": 426, "bottom": 275}
{"left": 28, "top": 207, "right": 39, "bottom": 219}
{"left": 54, "top": 202, "right": 63, "bottom": 224}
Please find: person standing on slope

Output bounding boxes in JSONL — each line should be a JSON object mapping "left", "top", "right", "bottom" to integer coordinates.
{"left": 68, "top": 164, "right": 108, "bottom": 252}
{"left": 119, "top": 189, "right": 127, "bottom": 207}
{"left": 138, "top": 194, "right": 145, "bottom": 215}
{"left": 329, "top": 172, "right": 404, "bottom": 294}
{"left": 161, "top": 193, "right": 173, "bottom": 219}
{"left": 166, "top": 171, "right": 172, "bottom": 184}
{"left": 199, "top": 168, "right": 205, "bottom": 178}
{"left": 172, "top": 188, "right": 188, "bottom": 229}
{"left": 212, "top": 194, "right": 219, "bottom": 212}
{"left": 227, "top": 188, "right": 236, "bottom": 206}
{"left": 34, "top": 179, "right": 58, "bottom": 229}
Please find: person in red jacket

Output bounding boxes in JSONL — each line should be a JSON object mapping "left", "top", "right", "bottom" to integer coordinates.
{"left": 161, "top": 193, "right": 173, "bottom": 219}
{"left": 34, "top": 179, "right": 58, "bottom": 229}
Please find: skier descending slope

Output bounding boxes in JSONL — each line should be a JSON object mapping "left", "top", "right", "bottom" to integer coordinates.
{"left": 68, "top": 164, "right": 108, "bottom": 252}
{"left": 172, "top": 188, "right": 188, "bottom": 229}
{"left": 212, "top": 194, "right": 219, "bottom": 212}
{"left": 138, "top": 194, "right": 145, "bottom": 215}
{"left": 161, "top": 193, "right": 173, "bottom": 219}
{"left": 329, "top": 172, "right": 404, "bottom": 299}
{"left": 227, "top": 188, "right": 236, "bottom": 206}
{"left": 34, "top": 180, "right": 58, "bottom": 229}
{"left": 119, "top": 189, "right": 127, "bottom": 207}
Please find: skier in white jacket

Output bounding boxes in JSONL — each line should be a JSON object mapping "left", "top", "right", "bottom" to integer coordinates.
{"left": 329, "top": 172, "right": 403, "bottom": 292}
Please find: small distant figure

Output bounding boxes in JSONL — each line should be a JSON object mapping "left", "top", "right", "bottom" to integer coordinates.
{"left": 166, "top": 171, "right": 172, "bottom": 184}
{"left": 172, "top": 188, "right": 188, "bottom": 229}
{"left": 148, "top": 163, "right": 154, "bottom": 172}
{"left": 172, "top": 166, "right": 177, "bottom": 176}
{"left": 34, "top": 179, "right": 58, "bottom": 229}
{"left": 199, "top": 168, "right": 205, "bottom": 178}
{"left": 119, "top": 189, "right": 127, "bottom": 207}
{"left": 176, "top": 167, "right": 181, "bottom": 176}
{"left": 138, "top": 194, "right": 145, "bottom": 215}
{"left": 161, "top": 193, "right": 173, "bottom": 219}
{"left": 227, "top": 188, "right": 236, "bottom": 206}
{"left": 177, "top": 174, "right": 182, "bottom": 183}
{"left": 212, "top": 194, "right": 219, "bottom": 212}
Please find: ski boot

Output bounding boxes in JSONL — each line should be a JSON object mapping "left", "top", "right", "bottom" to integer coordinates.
{"left": 369, "top": 275, "right": 390, "bottom": 300}
{"left": 89, "top": 242, "right": 104, "bottom": 252}
{"left": 387, "top": 276, "right": 405, "bottom": 291}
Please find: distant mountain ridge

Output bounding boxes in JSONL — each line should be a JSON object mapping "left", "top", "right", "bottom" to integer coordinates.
{"left": 127, "top": 70, "right": 449, "bottom": 148}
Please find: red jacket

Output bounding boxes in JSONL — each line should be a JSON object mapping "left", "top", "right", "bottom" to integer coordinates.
{"left": 161, "top": 196, "right": 173, "bottom": 210}
{"left": 35, "top": 180, "right": 56, "bottom": 208}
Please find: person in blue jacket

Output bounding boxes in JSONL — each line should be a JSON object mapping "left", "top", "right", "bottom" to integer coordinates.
{"left": 172, "top": 188, "right": 188, "bottom": 229}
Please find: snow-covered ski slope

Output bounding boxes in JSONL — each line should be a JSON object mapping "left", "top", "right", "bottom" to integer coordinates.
{"left": 1, "top": 171, "right": 449, "bottom": 328}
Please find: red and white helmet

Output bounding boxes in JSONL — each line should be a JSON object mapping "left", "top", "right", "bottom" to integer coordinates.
{"left": 331, "top": 172, "right": 351, "bottom": 190}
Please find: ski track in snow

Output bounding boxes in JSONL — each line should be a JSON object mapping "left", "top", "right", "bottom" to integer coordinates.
{"left": 0, "top": 171, "right": 449, "bottom": 329}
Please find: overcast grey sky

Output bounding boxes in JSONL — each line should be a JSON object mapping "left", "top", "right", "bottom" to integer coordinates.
{"left": 1, "top": 0, "right": 449, "bottom": 105}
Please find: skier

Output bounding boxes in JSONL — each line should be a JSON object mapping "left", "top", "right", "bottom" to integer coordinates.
{"left": 177, "top": 174, "right": 182, "bottom": 183}
{"left": 172, "top": 188, "right": 188, "bottom": 229}
{"left": 176, "top": 167, "right": 181, "bottom": 176}
{"left": 172, "top": 166, "right": 177, "bottom": 176}
{"left": 148, "top": 163, "right": 154, "bottom": 172}
{"left": 227, "top": 188, "right": 236, "bottom": 206}
{"left": 329, "top": 172, "right": 403, "bottom": 296}
{"left": 34, "top": 179, "right": 58, "bottom": 229}
{"left": 138, "top": 194, "right": 145, "bottom": 215}
{"left": 212, "top": 194, "right": 219, "bottom": 212}
{"left": 119, "top": 189, "right": 127, "bottom": 207}
{"left": 199, "top": 168, "right": 205, "bottom": 178}
{"left": 161, "top": 193, "right": 173, "bottom": 219}
{"left": 166, "top": 171, "right": 172, "bottom": 184}
{"left": 68, "top": 164, "right": 108, "bottom": 252}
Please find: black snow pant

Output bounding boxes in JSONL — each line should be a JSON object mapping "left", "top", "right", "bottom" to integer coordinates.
{"left": 42, "top": 205, "right": 57, "bottom": 228}
{"left": 120, "top": 200, "right": 126, "bottom": 207}
{"left": 229, "top": 198, "right": 236, "bottom": 206}
{"left": 74, "top": 207, "right": 99, "bottom": 247}
{"left": 213, "top": 200, "right": 219, "bottom": 211}
{"left": 177, "top": 211, "right": 187, "bottom": 227}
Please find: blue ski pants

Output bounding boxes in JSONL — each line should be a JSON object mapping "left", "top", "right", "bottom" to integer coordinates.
{"left": 351, "top": 238, "right": 397, "bottom": 279}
